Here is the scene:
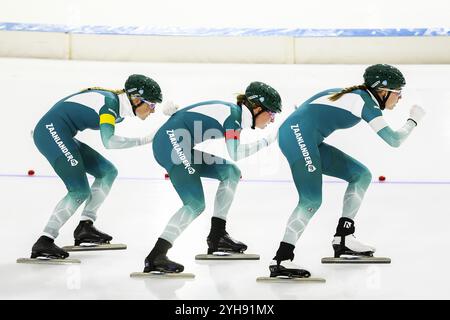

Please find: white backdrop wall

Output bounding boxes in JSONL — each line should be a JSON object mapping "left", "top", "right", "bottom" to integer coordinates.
{"left": 2, "top": 0, "right": 450, "bottom": 29}
{"left": 1, "top": 0, "right": 449, "bottom": 63}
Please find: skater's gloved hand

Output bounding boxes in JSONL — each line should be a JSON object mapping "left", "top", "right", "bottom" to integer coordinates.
{"left": 408, "top": 104, "right": 426, "bottom": 126}
{"left": 162, "top": 100, "right": 179, "bottom": 116}
{"left": 139, "top": 132, "right": 156, "bottom": 145}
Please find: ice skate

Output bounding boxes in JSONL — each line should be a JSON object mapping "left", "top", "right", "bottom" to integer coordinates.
{"left": 63, "top": 220, "right": 126, "bottom": 251}
{"left": 207, "top": 232, "right": 247, "bottom": 254}
{"left": 332, "top": 234, "right": 375, "bottom": 258}
{"left": 73, "top": 220, "right": 112, "bottom": 246}
{"left": 269, "top": 260, "right": 310, "bottom": 278}
{"left": 256, "top": 260, "right": 325, "bottom": 283}
{"left": 322, "top": 217, "right": 390, "bottom": 264}
{"left": 17, "top": 236, "right": 80, "bottom": 264}
{"left": 31, "top": 236, "right": 69, "bottom": 259}
{"left": 130, "top": 254, "right": 194, "bottom": 279}
{"left": 321, "top": 236, "right": 389, "bottom": 263}
{"left": 195, "top": 232, "right": 259, "bottom": 260}
{"left": 144, "top": 254, "right": 184, "bottom": 273}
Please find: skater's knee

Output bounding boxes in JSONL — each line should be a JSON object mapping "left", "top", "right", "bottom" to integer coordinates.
{"left": 68, "top": 188, "right": 90, "bottom": 204}
{"left": 105, "top": 165, "right": 118, "bottom": 181}
{"left": 218, "top": 164, "right": 241, "bottom": 182}
{"left": 97, "top": 164, "right": 118, "bottom": 181}
{"left": 193, "top": 201, "right": 206, "bottom": 215}
{"left": 298, "top": 195, "right": 322, "bottom": 216}
{"left": 108, "top": 164, "right": 118, "bottom": 177}
{"left": 185, "top": 200, "right": 206, "bottom": 216}
{"left": 355, "top": 167, "right": 372, "bottom": 188}
{"left": 227, "top": 165, "right": 241, "bottom": 182}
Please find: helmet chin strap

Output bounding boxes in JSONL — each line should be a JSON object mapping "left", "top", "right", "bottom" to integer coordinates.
{"left": 243, "top": 100, "right": 266, "bottom": 129}
{"left": 251, "top": 109, "right": 265, "bottom": 129}
{"left": 367, "top": 88, "right": 390, "bottom": 110}
{"left": 127, "top": 94, "right": 144, "bottom": 115}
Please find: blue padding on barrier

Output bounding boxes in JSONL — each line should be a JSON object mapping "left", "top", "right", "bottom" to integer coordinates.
{"left": 0, "top": 22, "right": 449, "bottom": 37}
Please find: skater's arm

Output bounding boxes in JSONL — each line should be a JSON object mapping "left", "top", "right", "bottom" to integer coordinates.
{"left": 372, "top": 119, "right": 416, "bottom": 148}
{"left": 225, "top": 130, "right": 277, "bottom": 161}
{"left": 99, "top": 115, "right": 154, "bottom": 149}
{"left": 367, "top": 105, "right": 425, "bottom": 148}
{"left": 223, "top": 104, "right": 278, "bottom": 161}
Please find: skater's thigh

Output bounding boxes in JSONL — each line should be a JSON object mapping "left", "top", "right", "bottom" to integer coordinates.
{"left": 279, "top": 126, "right": 323, "bottom": 202}
{"left": 75, "top": 139, "right": 117, "bottom": 179}
{"left": 193, "top": 151, "right": 240, "bottom": 181}
{"left": 152, "top": 119, "right": 193, "bottom": 173}
{"left": 289, "top": 158, "right": 323, "bottom": 203}
{"left": 52, "top": 151, "right": 90, "bottom": 193}
{"left": 168, "top": 164, "right": 205, "bottom": 211}
{"left": 319, "top": 143, "right": 370, "bottom": 182}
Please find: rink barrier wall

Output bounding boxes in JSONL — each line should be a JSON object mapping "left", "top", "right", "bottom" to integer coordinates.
{"left": 0, "top": 23, "right": 449, "bottom": 63}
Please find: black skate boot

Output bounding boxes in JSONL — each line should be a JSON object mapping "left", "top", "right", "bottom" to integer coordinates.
{"left": 73, "top": 220, "right": 113, "bottom": 246}
{"left": 269, "top": 260, "right": 311, "bottom": 278}
{"left": 332, "top": 217, "right": 375, "bottom": 258}
{"left": 207, "top": 233, "right": 248, "bottom": 254}
{"left": 144, "top": 254, "right": 184, "bottom": 273}
{"left": 269, "top": 242, "right": 310, "bottom": 278}
{"left": 206, "top": 217, "right": 247, "bottom": 254}
{"left": 31, "top": 236, "right": 69, "bottom": 259}
{"left": 143, "top": 238, "right": 184, "bottom": 273}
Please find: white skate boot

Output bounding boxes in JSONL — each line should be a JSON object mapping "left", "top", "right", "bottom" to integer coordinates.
{"left": 332, "top": 217, "right": 375, "bottom": 258}
{"left": 332, "top": 234, "right": 376, "bottom": 258}
{"left": 321, "top": 218, "right": 390, "bottom": 264}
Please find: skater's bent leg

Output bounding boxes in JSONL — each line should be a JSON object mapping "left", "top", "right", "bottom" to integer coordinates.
{"left": 341, "top": 168, "right": 371, "bottom": 219}
{"left": 281, "top": 159, "right": 323, "bottom": 246}
{"left": 273, "top": 123, "right": 320, "bottom": 277}
{"left": 159, "top": 165, "right": 205, "bottom": 244}
{"left": 270, "top": 159, "right": 321, "bottom": 278}
{"left": 319, "top": 143, "right": 372, "bottom": 220}
{"left": 79, "top": 171, "right": 117, "bottom": 222}
{"left": 274, "top": 125, "right": 322, "bottom": 269}
{"left": 42, "top": 156, "right": 90, "bottom": 239}
{"left": 144, "top": 166, "right": 203, "bottom": 273}
{"left": 78, "top": 142, "right": 118, "bottom": 222}
{"left": 319, "top": 143, "right": 375, "bottom": 256}
{"left": 203, "top": 162, "right": 241, "bottom": 221}
{"left": 196, "top": 156, "right": 246, "bottom": 253}
{"left": 159, "top": 201, "right": 205, "bottom": 244}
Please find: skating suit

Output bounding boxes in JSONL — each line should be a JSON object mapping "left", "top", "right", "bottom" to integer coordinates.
{"left": 152, "top": 100, "right": 252, "bottom": 207}
{"left": 33, "top": 90, "right": 131, "bottom": 189}
{"left": 278, "top": 88, "right": 386, "bottom": 210}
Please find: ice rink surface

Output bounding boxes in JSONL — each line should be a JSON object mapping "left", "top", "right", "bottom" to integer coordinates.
{"left": 1, "top": 58, "right": 449, "bottom": 299}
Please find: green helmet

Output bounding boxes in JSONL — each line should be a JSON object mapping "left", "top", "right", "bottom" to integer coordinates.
{"left": 363, "top": 64, "right": 406, "bottom": 90}
{"left": 124, "top": 74, "right": 162, "bottom": 103}
{"left": 245, "top": 81, "right": 282, "bottom": 113}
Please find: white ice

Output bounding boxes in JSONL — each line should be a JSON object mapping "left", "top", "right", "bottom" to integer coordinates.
{"left": 1, "top": 58, "right": 449, "bottom": 299}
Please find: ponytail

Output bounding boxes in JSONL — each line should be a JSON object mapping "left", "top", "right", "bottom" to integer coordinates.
{"left": 80, "top": 87, "right": 125, "bottom": 95}
{"left": 236, "top": 94, "right": 248, "bottom": 107}
{"left": 328, "top": 85, "right": 367, "bottom": 101}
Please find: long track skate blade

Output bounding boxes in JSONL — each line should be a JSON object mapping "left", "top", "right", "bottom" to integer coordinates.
{"left": 321, "top": 257, "right": 391, "bottom": 264}
{"left": 195, "top": 253, "right": 260, "bottom": 260}
{"left": 130, "top": 272, "right": 195, "bottom": 279}
{"left": 62, "top": 243, "right": 127, "bottom": 252}
{"left": 256, "top": 276, "right": 325, "bottom": 283}
{"left": 16, "top": 258, "right": 81, "bottom": 265}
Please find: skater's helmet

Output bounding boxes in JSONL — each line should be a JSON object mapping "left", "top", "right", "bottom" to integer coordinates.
{"left": 125, "top": 74, "right": 162, "bottom": 103}
{"left": 363, "top": 64, "right": 406, "bottom": 90}
{"left": 245, "top": 81, "right": 282, "bottom": 113}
